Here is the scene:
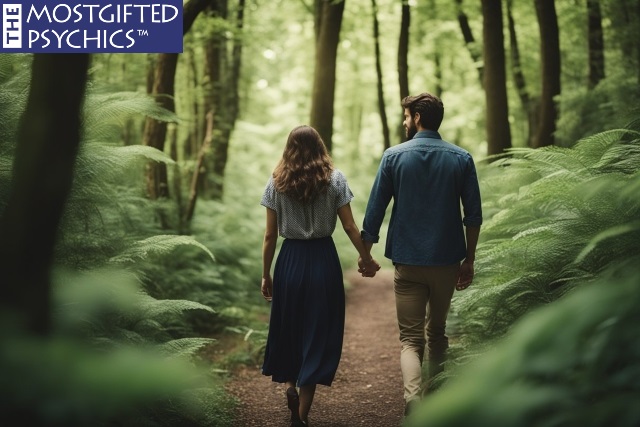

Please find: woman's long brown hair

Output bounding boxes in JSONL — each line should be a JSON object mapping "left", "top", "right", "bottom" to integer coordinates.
{"left": 273, "top": 125, "right": 334, "bottom": 203}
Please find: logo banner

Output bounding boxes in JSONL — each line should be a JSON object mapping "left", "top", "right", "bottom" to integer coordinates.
{"left": 2, "top": 0, "right": 183, "bottom": 53}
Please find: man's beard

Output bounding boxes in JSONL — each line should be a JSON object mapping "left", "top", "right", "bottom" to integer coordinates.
{"left": 405, "top": 122, "right": 417, "bottom": 141}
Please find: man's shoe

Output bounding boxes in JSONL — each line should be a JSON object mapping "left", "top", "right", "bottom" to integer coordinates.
{"left": 404, "top": 399, "right": 420, "bottom": 417}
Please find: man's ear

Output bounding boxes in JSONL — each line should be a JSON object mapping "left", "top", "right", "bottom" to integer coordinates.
{"left": 414, "top": 113, "right": 421, "bottom": 127}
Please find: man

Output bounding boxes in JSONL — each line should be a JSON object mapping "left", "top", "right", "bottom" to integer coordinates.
{"left": 359, "top": 92, "right": 482, "bottom": 415}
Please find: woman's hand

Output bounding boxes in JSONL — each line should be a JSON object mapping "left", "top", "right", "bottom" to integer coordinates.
{"left": 261, "top": 276, "right": 273, "bottom": 302}
{"left": 358, "top": 257, "right": 381, "bottom": 277}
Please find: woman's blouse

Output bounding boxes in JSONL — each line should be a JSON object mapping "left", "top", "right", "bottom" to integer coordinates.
{"left": 260, "top": 169, "right": 354, "bottom": 239}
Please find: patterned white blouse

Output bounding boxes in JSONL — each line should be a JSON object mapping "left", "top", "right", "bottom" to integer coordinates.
{"left": 260, "top": 169, "right": 354, "bottom": 240}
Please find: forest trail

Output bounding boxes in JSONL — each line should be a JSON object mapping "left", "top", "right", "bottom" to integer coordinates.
{"left": 226, "top": 269, "right": 405, "bottom": 426}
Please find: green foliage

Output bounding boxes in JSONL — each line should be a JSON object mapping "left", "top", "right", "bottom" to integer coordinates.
{"left": 454, "top": 125, "right": 640, "bottom": 347}
{"left": 406, "top": 259, "right": 640, "bottom": 427}
{"left": 0, "top": 330, "right": 213, "bottom": 427}
{"left": 555, "top": 71, "right": 640, "bottom": 147}
{"left": 0, "top": 56, "right": 235, "bottom": 426}
{"left": 110, "top": 235, "right": 215, "bottom": 264}
{"left": 83, "top": 90, "right": 179, "bottom": 141}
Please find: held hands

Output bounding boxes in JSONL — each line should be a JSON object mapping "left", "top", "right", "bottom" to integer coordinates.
{"left": 358, "top": 256, "right": 381, "bottom": 278}
{"left": 456, "top": 259, "right": 474, "bottom": 291}
{"left": 261, "top": 275, "right": 273, "bottom": 302}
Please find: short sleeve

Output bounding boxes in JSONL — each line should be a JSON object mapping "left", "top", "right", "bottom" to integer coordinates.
{"left": 260, "top": 177, "right": 277, "bottom": 210}
{"left": 333, "top": 169, "right": 354, "bottom": 209}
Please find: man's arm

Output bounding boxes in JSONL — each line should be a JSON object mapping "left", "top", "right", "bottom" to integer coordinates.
{"left": 361, "top": 157, "right": 393, "bottom": 244}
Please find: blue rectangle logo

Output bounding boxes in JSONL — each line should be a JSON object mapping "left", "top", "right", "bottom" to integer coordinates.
{"left": 1, "top": 1, "right": 183, "bottom": 53}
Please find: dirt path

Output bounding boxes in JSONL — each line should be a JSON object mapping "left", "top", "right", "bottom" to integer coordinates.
{"left": 226, "top": 269, "right": 405, "bottom": 426}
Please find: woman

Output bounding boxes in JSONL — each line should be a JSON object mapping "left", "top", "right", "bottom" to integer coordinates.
{"left": 260, "top": 125, "right": 380, "bottom": 426}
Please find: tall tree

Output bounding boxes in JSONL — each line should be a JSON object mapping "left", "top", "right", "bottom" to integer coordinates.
{"left": 396, "top": 0, "right": 410, "bottom": 144}
{"left": 482, "top": 0, "right": 512, "bottom": 156}
{"left": 371, "top": 0, "right": 390, "bottom": 150}
{"left": 142, "top": 0, "right": 212, "bottom": 203}
{"left": 533, "top": 0, "right": 561, "bottom": 148}
{"left": 507, "top": 0, "right": 536, "bottom": 147}
{"left": 0, "top": 54, "right": 90, "bottom": 335}
{"left": 455, "top": 0, "right": 484, "bottom": 87}
{"left": 206, "top": 0, "right": 245, "bottom": 200}
{"left": 428, "top": 0, "right": 442, "bottom": 97}
{"left": 143, "top": 52, "right": 178, "bottom": 201}
{"left": 587, "top": 0, "right": 605, "bottom": 89}
{"left": 310, "top": 0, "right": 346, "bottom": 152}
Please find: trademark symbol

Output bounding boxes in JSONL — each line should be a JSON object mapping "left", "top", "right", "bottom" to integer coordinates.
{"left": 137, "top": 30, "right": 149, "bottom": 36}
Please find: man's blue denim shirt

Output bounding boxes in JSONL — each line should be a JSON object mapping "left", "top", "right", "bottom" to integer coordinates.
{"left": 361, "top": 130, "right": 483, "bottom": 266}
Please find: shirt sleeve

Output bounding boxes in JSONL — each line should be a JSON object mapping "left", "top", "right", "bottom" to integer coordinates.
{"left": 333, "top": 169, "right": 354, "bottom": 208}
{"left": 361, "top": 155, "right": 393, "bottom": 243}
{"left": 461, "top": 156, "right": 483, "bottom": 227}
{"left": 260, "top": 177, "right": 277, "bottom": 211}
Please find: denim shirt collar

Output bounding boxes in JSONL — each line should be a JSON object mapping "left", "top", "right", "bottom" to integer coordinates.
{"left": 413, "top": 130, "right": 441, "bottom": 140}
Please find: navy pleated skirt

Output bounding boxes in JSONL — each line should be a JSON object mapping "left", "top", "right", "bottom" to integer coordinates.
{"left": 262, "top": 236, "right": 345, "bottom": 387}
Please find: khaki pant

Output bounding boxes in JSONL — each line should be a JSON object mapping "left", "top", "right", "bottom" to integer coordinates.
{"left": 394, "top": 263, "right": 459, "bottom": 403}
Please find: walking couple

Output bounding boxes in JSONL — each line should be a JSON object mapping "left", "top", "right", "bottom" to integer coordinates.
{"left": 259, "top": 92, "right": 483, "bottom": 426}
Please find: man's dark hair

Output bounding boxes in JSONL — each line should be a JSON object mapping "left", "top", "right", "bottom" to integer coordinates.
{"left": 401, "top": 92, "right": 444, "bottom": 131}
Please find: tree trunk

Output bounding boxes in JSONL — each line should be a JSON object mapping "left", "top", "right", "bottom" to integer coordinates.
{"left": 142, "top": 53, "right": 177, "bottom": 201}
{"left": 372, "top": 0, "right": 390, "bottom": 151}
{"left": 0, "top": 54, "right": 90, "bottom": 335}
{"left": 185, "top": 112, "right": 213, "bottom": 223}
{"left": 396, "top": 0, "right": 410, "bottom": 144}
{"left": 310, "top": 0, "right": 346, "bottom": 152}
{"left": 455, "top": 0, "right": 484, "bottom": 87}
{"left": 142, "top": 0, "right": 212, "bottom": 202}
{"left": 203, "top": 0, "right": 244, "bottom": 200}
{"left": 482, "top": 0, "right": 512, "bottom": 156}
{"left": 202, "top": 0, "right": 228, "bottom": 199}
{"left": 587, "top": 0, "right": 605, "bottom": 89}
{"left": 507, "top": 0, "right": 535, "bottom": 147}
{"left": 533, "top": 0, "right": 561, "bottom": 148}
{"left": 429, "top": 0, "right": 442, "bottom": 97}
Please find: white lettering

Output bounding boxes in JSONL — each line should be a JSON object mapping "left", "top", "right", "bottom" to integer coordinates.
{"left": 52, "top": 4, "right": 72, "bottom": 23}
{"left": 28, "top": 30, "right": 39, "bottom": 47}
{"left": 72, "top": 4, "right": 82, "bottom": 23}
{"left": 134, "top": 5, "right": 150, "bottom": 23}
{"left": 123, "top": 4, "right": 133, "bottom": 23}
{"left": 83, "top": 4, "right": 99, "bottom": 23}
{"left": 67, "top": 29, "right": 80, "bottom": 48}
{"left": 99, "top": 5, "right": 113, "bottom": 23}
{"left": 162, "top": 5, "right": 178, "bottom": 23}
{"left": 84, "top": 30, "right": 101, "bottom": 49}
{"left": 125, "top": 29, "right": 135, "bottom": 48}
{"left": 151, "top": 4, "right": 161, "bottom": 23}
{"left": 109, "top": 29, "right": 123, "bottom": 48}
{"left": 27, "top": 5, "right": 51, "bottom": 23}
{"left": 50, "top": 29, "right": 69, "bottom": 48}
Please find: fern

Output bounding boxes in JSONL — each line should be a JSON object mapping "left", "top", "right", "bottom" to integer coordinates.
{"left": 135, "top": 294, "right": 215, "bottom": 320}
{"left": 453, "top": 126, "right": 640, "bottom": 348}
{"left": 157, "top": 338, "right": 216, "bottom": 360}
{"left": 109, "top": 235, "right": 215, "bottom": 264}
{"left": 407, "top": 260, "right": 640, "bottom": 427}
{"left": 82, "top": 90, "right": 179, "bottom": 142}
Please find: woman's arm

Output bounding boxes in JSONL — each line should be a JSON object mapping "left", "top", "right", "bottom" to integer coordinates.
{"left": 337, "top": 203, "right": 380, "bottom": 276}
{"left": 261, "top": 208, "right": 278, "bottom": 301}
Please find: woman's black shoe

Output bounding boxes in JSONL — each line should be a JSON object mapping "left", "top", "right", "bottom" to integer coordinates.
{"left": 286, "top": 387, "right": 302, "bottom": 425}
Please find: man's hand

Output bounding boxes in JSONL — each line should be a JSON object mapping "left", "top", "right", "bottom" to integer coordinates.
{"left": 358, "top": 257, "right": 381, "bottom": 277}
{"left": 456, "top": 259, "right": 474, "bottom": 291}
{"left": 261, "top": 276, "right": 273, "bottom": 302}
